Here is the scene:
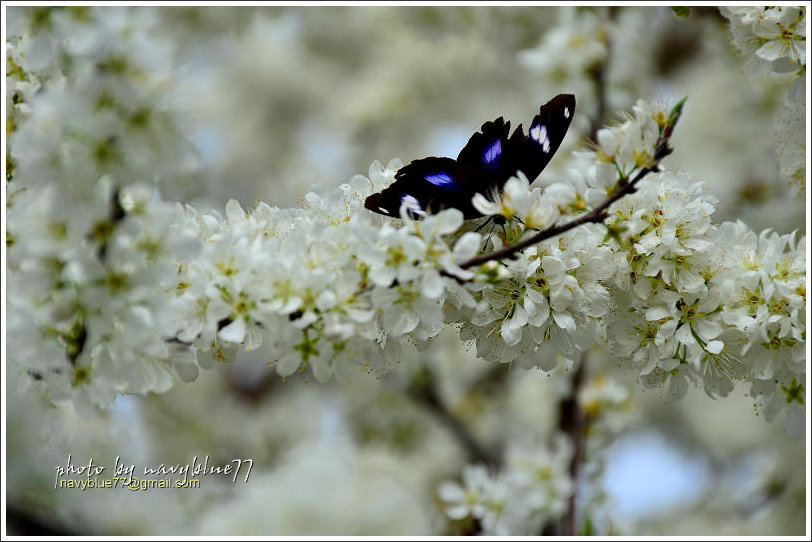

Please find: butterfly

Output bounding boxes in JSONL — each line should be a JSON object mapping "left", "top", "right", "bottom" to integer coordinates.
{"left": 364, "top": 94, "right": 576, "bottom": 220}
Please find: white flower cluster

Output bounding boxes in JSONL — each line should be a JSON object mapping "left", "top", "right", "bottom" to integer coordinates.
{"left": 438, "top": 436, "right": 573, "bottom": 535}
{"left": 719, "top": 225, "right": 806, "bottom": 434}
{"left": 169, "top": 160, "right": 481, "bottom": 384}
{"left": 721, "top": 6, "right": 807, "bottom": 197}
{"left": 721, "top": 6, "right": 806, "bottom": 102}
{"left": 519, "top": 8, "right": 608, "bottom": 93}
{"left": 605, "top": 181, "right": 805, "bottom": 433}
{"left": 6, "top": 8, "right": 200, "bottom": 412}
{"left": 580, "top": 102, "right": 805, "bottom": 432}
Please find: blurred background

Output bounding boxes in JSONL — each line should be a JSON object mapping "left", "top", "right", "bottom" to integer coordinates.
{"left": 5, "top": 5, "right": 807, "bottom": 536}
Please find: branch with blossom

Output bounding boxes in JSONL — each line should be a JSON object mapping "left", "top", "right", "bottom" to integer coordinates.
{"left": 7, "top": 7, "right": 803, "bottom": 427}
{"left": 9, "top": 55, "right": 804, "bottom": 434}
{"left": 4, "top": 6, "right": 807, "bottom": 537}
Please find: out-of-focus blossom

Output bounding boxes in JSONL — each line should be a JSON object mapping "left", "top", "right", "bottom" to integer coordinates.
{"left": 439, "top": 436, "right": 574, "bottom": 535}
{"left": 722, "top": 6, "right": 806, "bottom": 101}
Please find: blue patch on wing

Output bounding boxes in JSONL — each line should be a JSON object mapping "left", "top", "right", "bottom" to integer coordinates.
{"left": 482, "top": 139, "right": 502, "bottom": 170}
{"left": 424, "top": 172, "right": 462, "bottom": 191}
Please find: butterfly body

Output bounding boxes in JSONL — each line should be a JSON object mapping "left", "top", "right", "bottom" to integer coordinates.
{"left": 365, "top": 94, "right": 576, "bottom": 219}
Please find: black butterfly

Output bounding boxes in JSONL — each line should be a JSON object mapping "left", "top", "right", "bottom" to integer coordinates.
{"left": 365, "top": 94, "right": 576, "bottom": 220}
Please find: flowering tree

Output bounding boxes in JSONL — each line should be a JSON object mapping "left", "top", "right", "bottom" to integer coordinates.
{"left": 4, "top": 5, "right": 807, "bottom": 536}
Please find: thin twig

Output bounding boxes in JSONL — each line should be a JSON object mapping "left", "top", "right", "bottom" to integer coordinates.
{"left": 587, "top": 9, "right": 614, "bottom": 144}
{"left": 459, "top": 165, "right": 655, "bottom": 270}
{"left": 408, "top": 367, "right": 502, "bottom": 468}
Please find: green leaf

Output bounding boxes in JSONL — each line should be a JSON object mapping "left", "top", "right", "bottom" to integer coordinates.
{"left": 669, "top": 96, "right": 688, "bottom": 126}
{"left": 672, "top": 7, "right": 690, "bottom": 18}
{"left": 582, "top": 514, "right": 594, "bottom": 536}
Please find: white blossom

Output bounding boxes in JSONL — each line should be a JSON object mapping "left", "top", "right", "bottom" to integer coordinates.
{"left": 722, "top": 6, "right": 806, "bottom": 105}
{"left": 439, "top": 436, "right": 574, "bottom": 535}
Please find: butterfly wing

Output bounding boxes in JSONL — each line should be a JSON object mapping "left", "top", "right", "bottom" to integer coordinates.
{"left": 514, "top": 93, "right": 576, "bottom": 182}
{"left": 364, "top": 157, "right": 478, "bottom": 218}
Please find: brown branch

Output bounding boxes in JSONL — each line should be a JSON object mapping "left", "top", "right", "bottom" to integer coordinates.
{"left": 539, "top": 356, "right": 588, "bottom": 537}
{"left": 587, "top": 7, "right": 616, "bottom": 143}
{"left": 408, "top": 366, "right": 502, "bottom": 468}
{"left": 561, "top": 358, "right": 587, "bottom": 536}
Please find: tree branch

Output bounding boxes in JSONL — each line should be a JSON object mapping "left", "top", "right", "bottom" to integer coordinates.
{"left": 408, "top": 366, "right": 502, "bottom": 468}
{"left": 587, "top": 7, "right": 616, "bottom": 144}
{"left": 561, "top": 358, "right": 587, "bottom": 536}
{"left": 540, "top": 356, "right": 588, "bottom": 537}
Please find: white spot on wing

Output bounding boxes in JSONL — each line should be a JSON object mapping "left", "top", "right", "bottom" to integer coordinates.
{"left": 530, "top": 124, "right": 551, "bottom": 153}
{"left": 564, "top": 107, "right": 570, "bottom": 118}
{"left": 378, "top": 206, "right": 390, "bottom": 214}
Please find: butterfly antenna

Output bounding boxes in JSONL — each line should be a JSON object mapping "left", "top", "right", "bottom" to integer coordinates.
{"left": 515, "top": 216, "right": 538, "bottom": 233}
{"left": 474, "top": 215, "right": 494, "bottom": 233}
